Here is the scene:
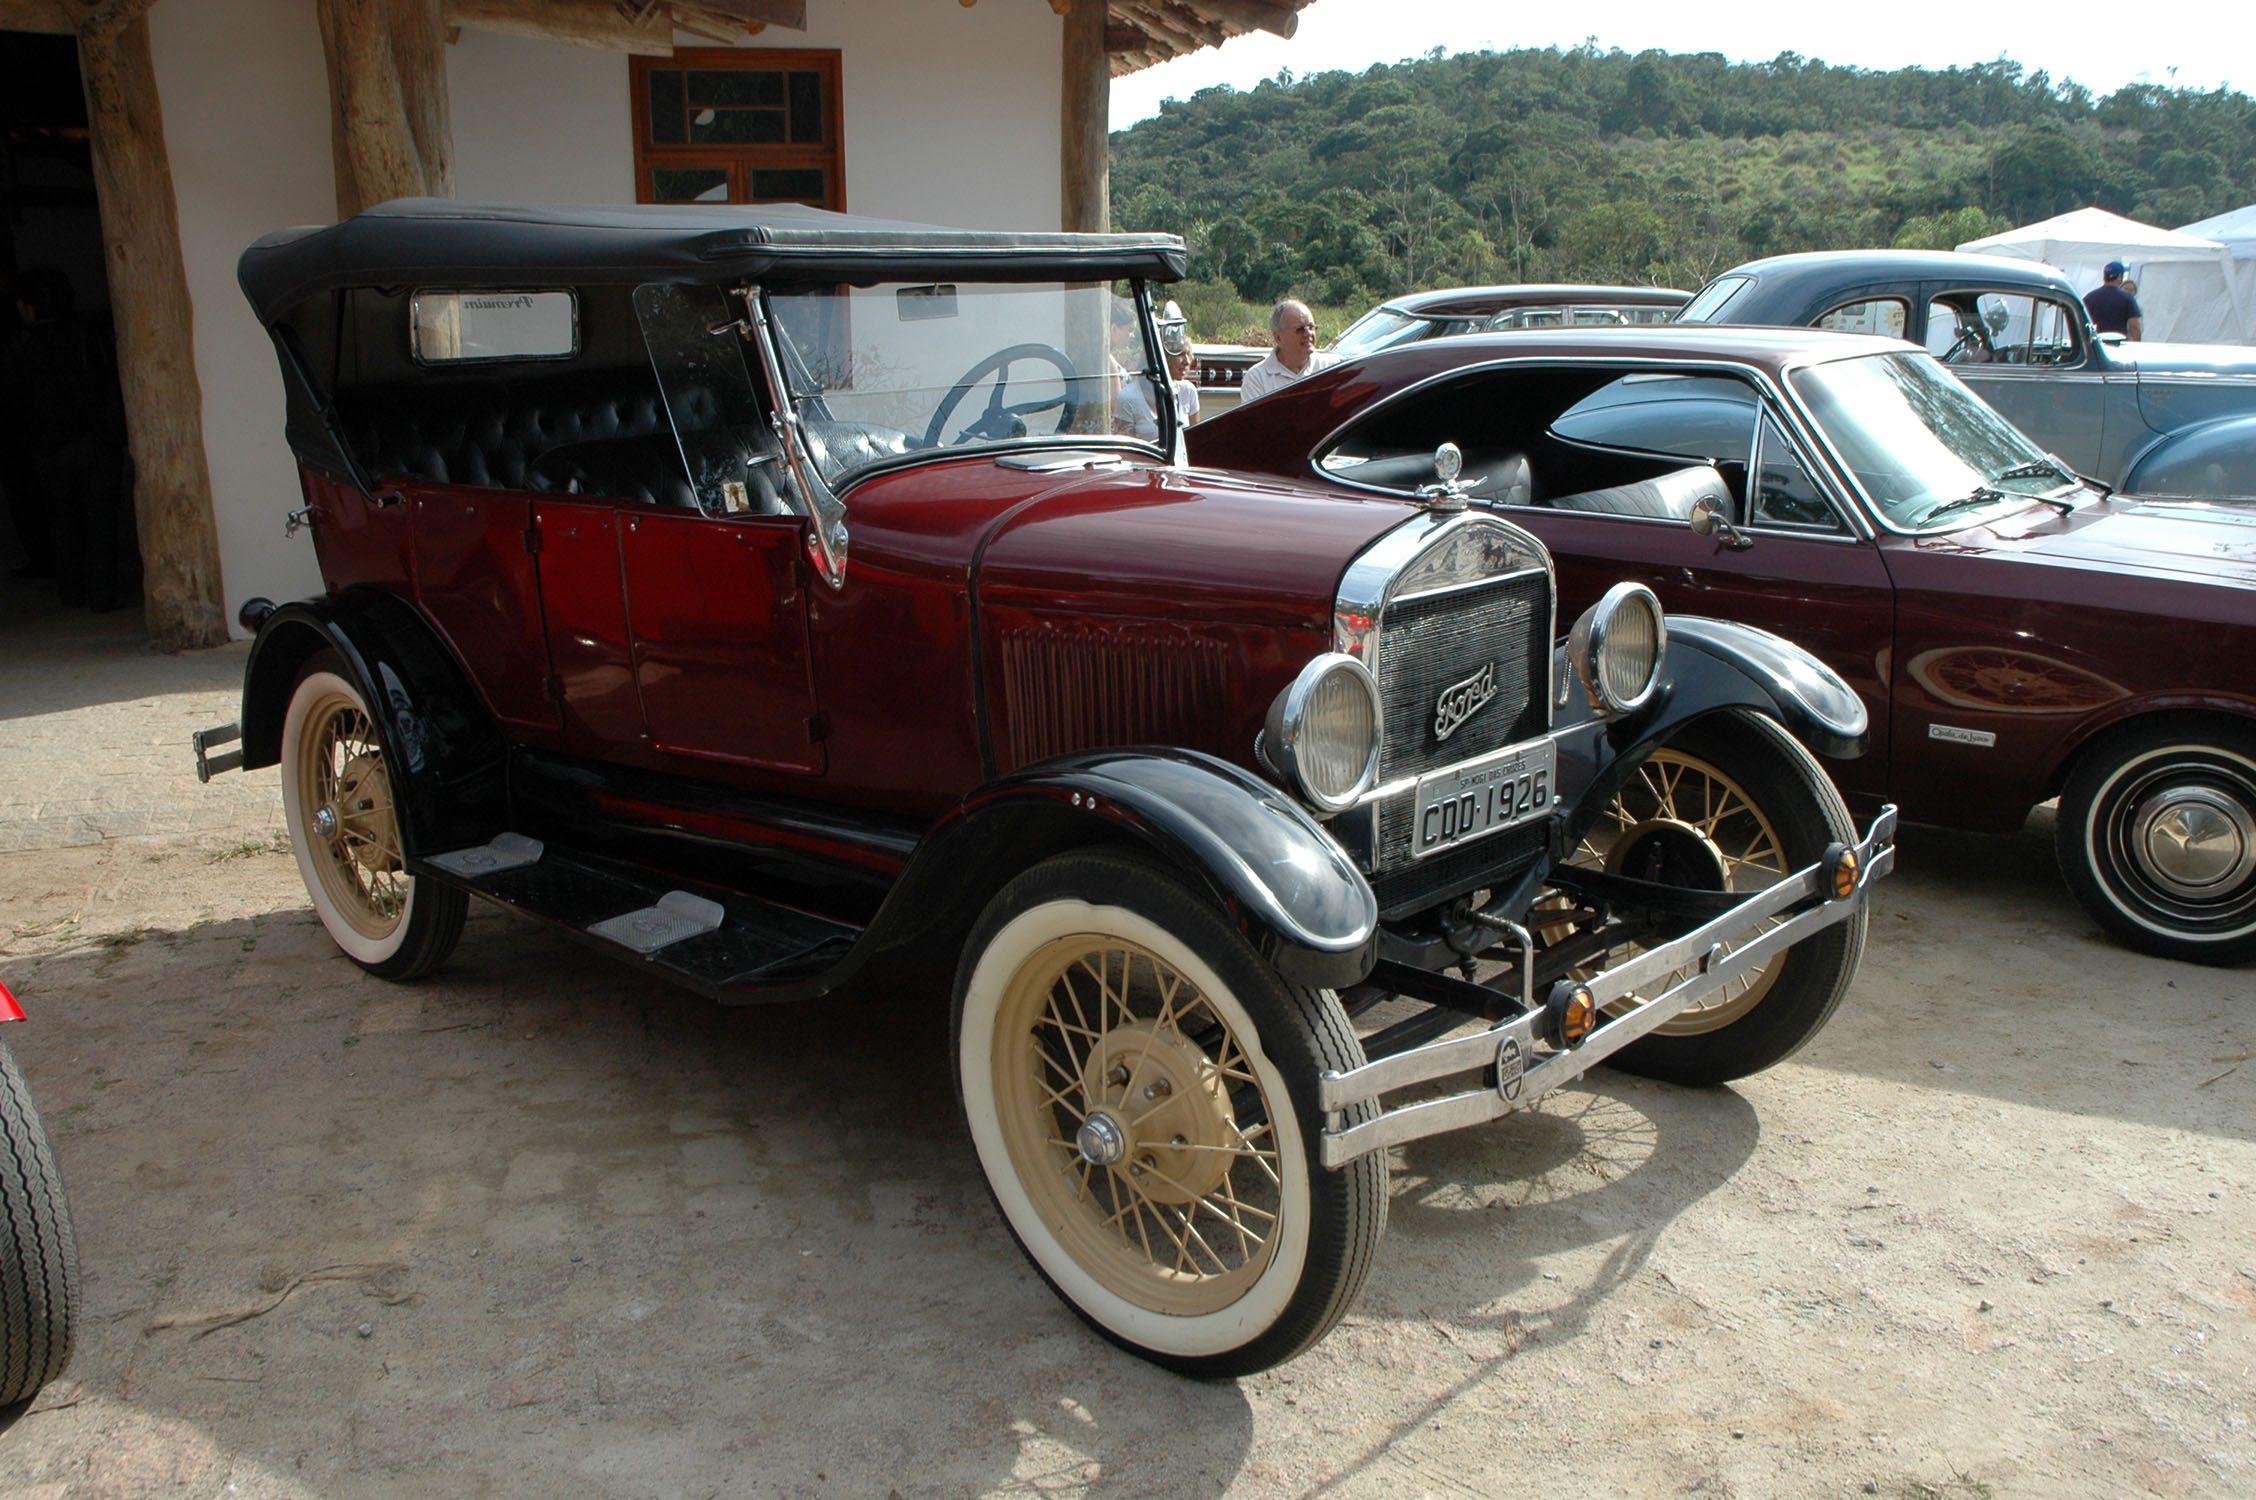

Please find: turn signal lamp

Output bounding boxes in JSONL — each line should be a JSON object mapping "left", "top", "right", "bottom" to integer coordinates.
{"left": 1822, "top": 842, "right": 1858, "bottom": 900}
{"left": 1544, "top": 981, "right": 1598, "bottom": 1049}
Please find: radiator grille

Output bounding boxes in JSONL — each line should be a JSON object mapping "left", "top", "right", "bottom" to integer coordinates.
{"left": 1372, "top": 571, "right": 1549, "bottom": 787}
{"left": 1000, "top": 623, "right": 1233, "bottom": 769}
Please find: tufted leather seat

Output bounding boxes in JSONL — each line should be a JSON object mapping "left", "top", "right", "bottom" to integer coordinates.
{"left": 342, "top": 373, "right": 722, "bottom": 501}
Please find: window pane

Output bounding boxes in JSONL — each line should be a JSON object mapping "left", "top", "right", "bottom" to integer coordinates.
{"left": 1817, "top": 299, "right": 1907, "bottom": 338}
{"left": 652, "top": 167, "right": 732, "bottom": 203}
{"left": 411, "top": 290, "right": 577, "bottom": 363}
{"left": 692, "top": 108, "right": 787, "bottom": 145}
{"left": 751, "top": 168, "right": 827, "bottom": 205}
{"left": 688, "top": 69, "right": 783, "bottom": 108}
{"left": 789, "top": 70, "right": 824, "bottom": 143}
{"left": 647, "top": 69, "right": 685, "bottom": 144}
{"left": 1752, "top": 414, "right": 1843, "bottom": 530}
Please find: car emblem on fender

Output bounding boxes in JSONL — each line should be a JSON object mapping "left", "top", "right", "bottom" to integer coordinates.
{"left": 1433, "top": 662, "right": 1499, "bottom": 742}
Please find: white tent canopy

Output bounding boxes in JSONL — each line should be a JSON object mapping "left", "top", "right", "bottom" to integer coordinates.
{"left": 2180, "top": 206, "right": 2256, "bottom": 350}
{"left": 1958, "top": 206, "right": 2253, "bottom": 346}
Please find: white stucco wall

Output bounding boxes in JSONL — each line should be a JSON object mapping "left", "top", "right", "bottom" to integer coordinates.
{"left": 154, "top": 1, "right": 1064, "bottom": 632}
{"left": 152, "top": 0, "right": 335, "bottom": 633}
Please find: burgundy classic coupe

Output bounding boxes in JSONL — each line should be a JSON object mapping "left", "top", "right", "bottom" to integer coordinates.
{"left": 1190, "top": 326, "right": 2256, "bottom": 966}
{"left": 198, "top": 202, "right": 1893, "bottom": 1375}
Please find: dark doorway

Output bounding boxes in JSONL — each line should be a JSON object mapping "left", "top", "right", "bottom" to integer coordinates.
{"left": 3, "top": 29, "right": 140, "bottom": 623}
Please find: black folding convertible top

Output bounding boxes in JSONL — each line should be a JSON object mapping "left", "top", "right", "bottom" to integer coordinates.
{"left": 238, "top": 198, "right": 1189, "bottom": 323}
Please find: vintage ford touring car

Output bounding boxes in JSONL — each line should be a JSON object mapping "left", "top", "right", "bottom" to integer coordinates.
{"left": 197, "top": 201, "right": 1892, "bottom": 1375}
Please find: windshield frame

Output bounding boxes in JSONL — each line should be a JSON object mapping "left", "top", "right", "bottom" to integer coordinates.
{"left": 756, "top": 274, "right": 1177, "bottom": 496}
{"left": 1783, "top": 348, "right": 2092, "bottom": 535}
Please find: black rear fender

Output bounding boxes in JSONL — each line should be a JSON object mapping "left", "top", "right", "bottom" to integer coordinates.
{"left": 240, "top": 589, "right": 508, "bottom": 860}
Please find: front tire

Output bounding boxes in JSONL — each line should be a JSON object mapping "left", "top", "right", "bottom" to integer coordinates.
{"left": 0, "top": 1038, "right": 77, "bottom": 1419}
{"left": 1565, "top": 710, "right": 1865, "bottom": 1086}
{"left": 2057, "top": 718, "right": 2256, "bottom": 965}
{"left": 952, "top": 851, "right": 1385, "bottom": 1377}
{"left": 280, "top": 652, "right": 466, "bottom": 980}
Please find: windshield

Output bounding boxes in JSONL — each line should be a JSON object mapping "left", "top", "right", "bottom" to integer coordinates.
{"left": 1329, "top": 307, "right": 1433, "bottom": 358}
{"left": 763, "top": 280, "right": 1170, "bottom": 486}
{"left": 1790, "top": 352, "right": 2080, "bottom": 530}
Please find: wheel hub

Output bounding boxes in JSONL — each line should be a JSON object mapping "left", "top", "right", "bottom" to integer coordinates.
{"left": 1076, "top": 1019, "right": 1237, "bottom": 1205}
{"left": 2131, "top": 784, "right": 2256, "bottom": 898}
{"left": 331, "top": 751, "right": 396, "bottom": 872}
{"left": 1075, "top": 1112, "right": 1127, "bottom": 1167}
{"left": 1604, "top": 818, "right": 1730, "bottom": 891}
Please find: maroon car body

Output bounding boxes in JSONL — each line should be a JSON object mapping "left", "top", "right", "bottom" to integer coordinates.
{"left": 1190, "top": 325, "right": 2256, "bottom": 964}
{"left": 204, "top": 202, "right": 1892, "bottom": 1376}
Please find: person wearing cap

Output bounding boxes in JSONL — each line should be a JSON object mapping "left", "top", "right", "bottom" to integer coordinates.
{"left": 2084, "top": 261, "right": 2144, "bottom": 340}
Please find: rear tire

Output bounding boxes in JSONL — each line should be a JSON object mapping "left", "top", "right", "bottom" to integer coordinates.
{"left": 952, "top": 851, "right": 1385, "bottom": 1377}
{"left": 2057, "top": 718, "right": 2256, "bottom": 965}
{"left": 1566, "top": 710, "right": 1865, "bottom": 1086}
{"left": 281, "top": 651, "right": 467, "bottom": 980}
{"left": 0, "top": 1038, "right": 77, "bottom": 1415}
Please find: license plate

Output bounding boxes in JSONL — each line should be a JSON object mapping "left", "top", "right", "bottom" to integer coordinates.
{"left": 1412, "top": 739, "right": 1555, "bottom": 859}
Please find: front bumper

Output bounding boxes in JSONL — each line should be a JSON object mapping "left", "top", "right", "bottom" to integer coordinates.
{"left": 1316, "top": 805, "right": 1897, "bottom": 1167}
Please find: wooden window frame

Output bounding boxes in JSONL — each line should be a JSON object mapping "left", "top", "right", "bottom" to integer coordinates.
{"left": 630, "top": 48, "right": 846, "bottom": 210}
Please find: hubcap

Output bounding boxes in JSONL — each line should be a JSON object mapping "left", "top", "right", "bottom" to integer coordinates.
{"left": 312, "top": 804, "right": 338, "bottom": 838}
{"left": 2131, "top": 785, "right": 2256, "bottom": 898}
{"left": 1075, "top": 1112, "right": 1127, "bottom": 1167}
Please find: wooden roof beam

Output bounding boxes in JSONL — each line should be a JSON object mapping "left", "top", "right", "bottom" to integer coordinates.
{"left": 442, "top": 0, "right": 673, "bottom": 55}
{"left": 1187, "top": 0, "right": 1297, "bottom": 41}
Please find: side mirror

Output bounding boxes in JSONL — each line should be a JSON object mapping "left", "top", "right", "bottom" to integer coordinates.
{"left": 1689, "top": 495, "right": 1753, "bottom": 551}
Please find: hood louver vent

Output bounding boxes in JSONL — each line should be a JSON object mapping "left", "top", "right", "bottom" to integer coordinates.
{"left": 1000, "top": 624, "right": 1232, "bottom": 770}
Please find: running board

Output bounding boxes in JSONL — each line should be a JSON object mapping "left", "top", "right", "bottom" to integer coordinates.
{"left": 415, "top": 836, "right": 859, "bottom": 996}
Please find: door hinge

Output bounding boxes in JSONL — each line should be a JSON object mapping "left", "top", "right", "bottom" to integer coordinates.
{"left": 544, "top": 674, "right": 565, "bottom": 703}
{"left": 523, "top": 526, "right": 544, "bottom": 554}
{"left": 804, "top": 713, "right": 829, "bottom": 744}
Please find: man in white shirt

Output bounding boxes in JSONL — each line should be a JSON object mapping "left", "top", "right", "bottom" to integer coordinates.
{"left": 1238, "top": 299, "right": 1335, "bottom": 403}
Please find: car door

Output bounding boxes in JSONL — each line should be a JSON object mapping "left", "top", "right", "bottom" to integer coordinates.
{"left": 1507, "top": 374, "right": 1898, "bottom": 805}
{"left": 1925, "top": 286, "right": 2112, "bottom": 478}
{"left": 620, "top": 507, "right": 824, "bottom": 774}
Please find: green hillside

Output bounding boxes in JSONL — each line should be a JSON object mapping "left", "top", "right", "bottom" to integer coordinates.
{"left": 1110, "top": 46, "right": 2256, "bottom": 335}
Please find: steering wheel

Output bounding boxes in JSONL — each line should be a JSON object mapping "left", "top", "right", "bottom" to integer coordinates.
{"left": 922, "top": 343, "right": 1081, "bottom": 448}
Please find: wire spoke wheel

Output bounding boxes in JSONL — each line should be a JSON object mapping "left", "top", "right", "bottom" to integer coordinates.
{"left": 955, "top": 852, "right": 1384, "bottom": 1375}
{"left": 999, "top": 935, "right": 1286, "bottom": 1316}
{"left": 1541, "top": 711, "right": 1864, "bottom": 1087}
{"left": 1570, "top": 745, "right": 1792, "bottom": 1035}
{"left": 280, "top": 652, "right": 466, "bottom": 981}
{"left": 295, "top": 691, "right": 408, "bottom": 941}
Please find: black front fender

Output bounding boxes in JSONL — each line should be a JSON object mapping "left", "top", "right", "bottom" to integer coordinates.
{"left": 240, "top": 588, "right": 508, "bottom": 860}
{"left": 870, "top": 748, "right": 1379, "bottom": 991}
{"left": 1652, "top": 616, "right": 1868, "bottom": 760}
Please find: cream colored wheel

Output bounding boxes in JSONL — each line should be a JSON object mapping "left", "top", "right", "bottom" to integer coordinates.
{"left": 954, "top": 852, "right": 1384, "bottom": 1376}
{"left": 1550, "top": 711, "right": 1864, "bottom": 1086}
{"left": 280, "top": 653, "right": 465, "bottom": 980}
{"left": 1574, "top": 745, "right": 1791, "bottom": 1035}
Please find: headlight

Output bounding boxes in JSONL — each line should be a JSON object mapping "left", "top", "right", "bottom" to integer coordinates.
{"left": 1264, "top": 653, "right": 1383, "bottom": 813}
{"left": 1568, "top": 582, "right": 1666, "bottom": 715}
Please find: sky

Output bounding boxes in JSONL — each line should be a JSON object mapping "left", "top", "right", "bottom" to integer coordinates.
{"left": 1108, "top": 0, "right": 2245, "bottom": 130}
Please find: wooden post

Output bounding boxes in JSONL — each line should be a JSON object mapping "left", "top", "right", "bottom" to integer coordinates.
{"left": 1060, "top": 0, "right": 1108, "bottom": 233}
{"left": 76, "top": 11, "right": 227, "bottom": 651}
{"left": 318, "top": 0, "right": 454, "bottom": 217}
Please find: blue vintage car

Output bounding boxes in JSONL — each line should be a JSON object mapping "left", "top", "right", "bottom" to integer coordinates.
{"left": 1679, "top": 250, "right": 2256, "bottom": 497}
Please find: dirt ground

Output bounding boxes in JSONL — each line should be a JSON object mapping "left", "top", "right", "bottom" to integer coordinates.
{"left": 0, "top": 677, "right": 2252, "bottom": 1498}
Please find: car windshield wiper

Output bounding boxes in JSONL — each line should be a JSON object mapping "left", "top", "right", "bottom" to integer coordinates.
{"left": 1913, "top": 487, "right": 2012, "bottom": 527}
{"left": 1992, "top": 456, "right": 2087, "bottom": 513}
